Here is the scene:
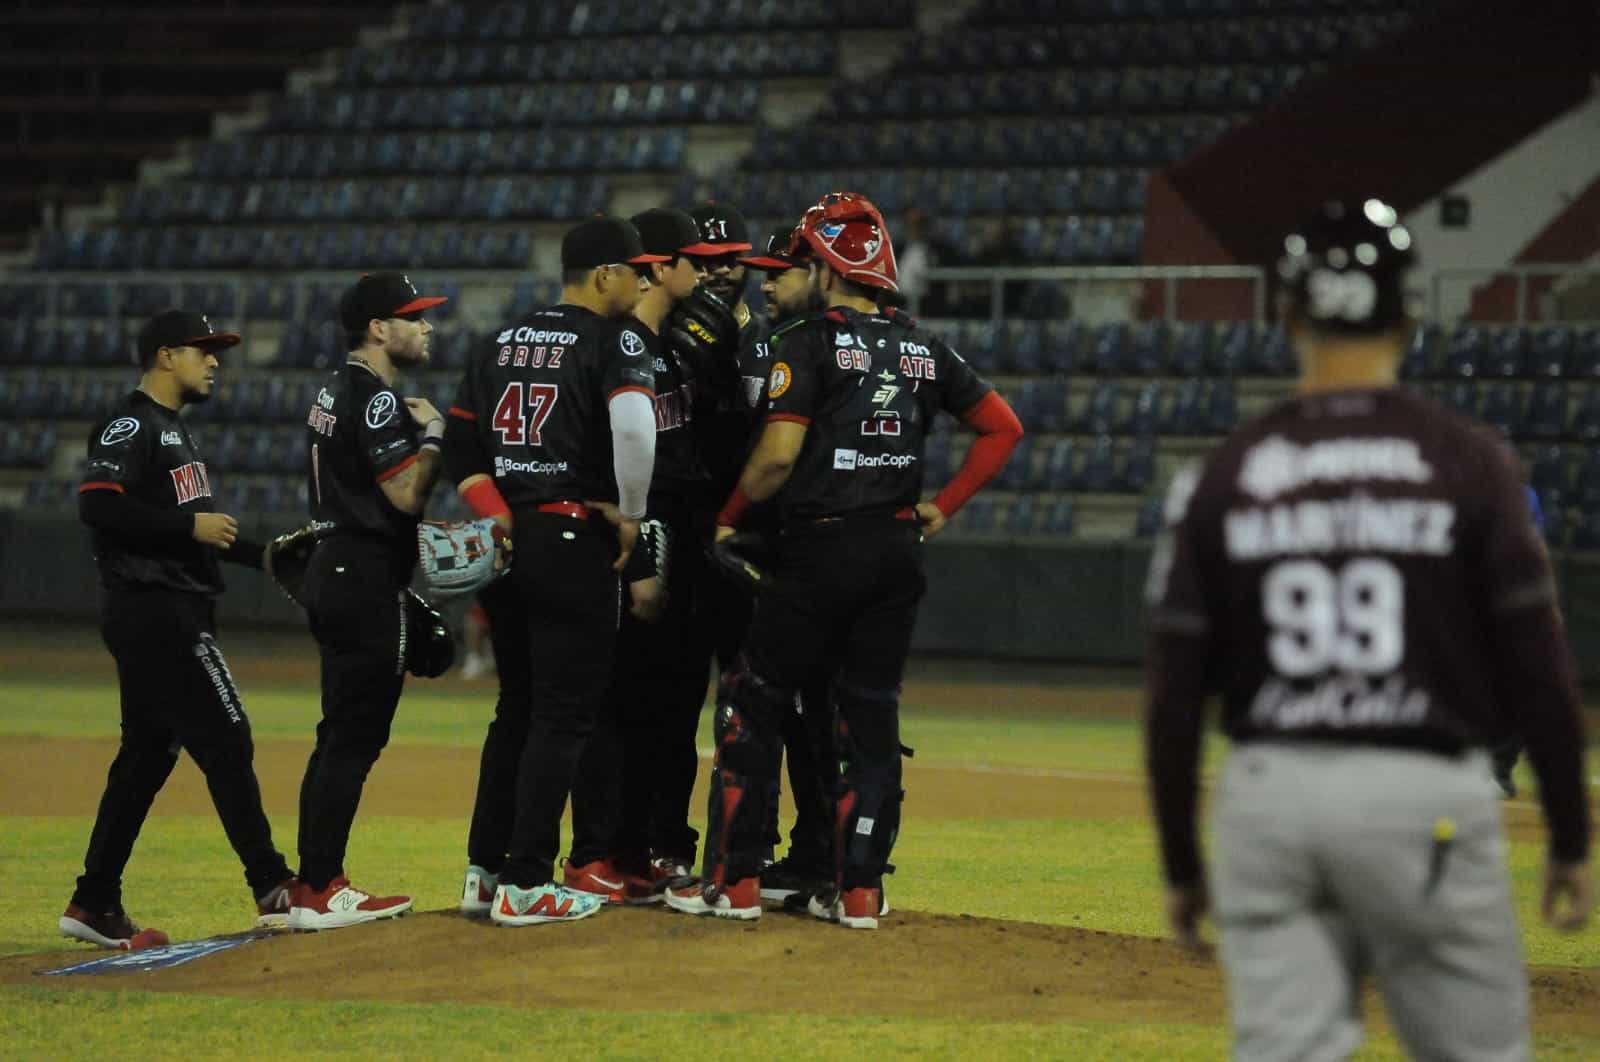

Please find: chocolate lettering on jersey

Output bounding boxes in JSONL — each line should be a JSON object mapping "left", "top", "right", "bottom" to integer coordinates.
{"left": 898, "top": 355, "right": 937, "bottom": 380}
{"left": 170, "top": 461, "right": 212, "bottom": 505}
{"left": 835, "top": 349, "right": 871, "bottom": 371}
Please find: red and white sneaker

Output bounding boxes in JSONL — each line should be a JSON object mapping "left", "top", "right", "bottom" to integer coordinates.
{"left": 562, "top": 859, "right": 629, "bottom": 904}
{"left": 808, "top": 886, "right": 882, "bottom": 930}
{"left": 649, "top": 856, "right": 693, "bottom": 892}
{"left": 59, "top": 904, "right": 170, "bottom": 950}
{"left": 663, "top": 877, "right": 761, "bottom": 921}
{"left": 255, "top": 878, "right": 297, "bottom": 929}
{"left": 461, "top": 865, "right": 497, "bottom": 917}
{"left": 286, "top": 875, "right": 411, "bottom": 931}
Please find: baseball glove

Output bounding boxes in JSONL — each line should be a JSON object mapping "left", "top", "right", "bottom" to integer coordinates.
{"left": 417, "top": 518, "right": 511, "bottom": 598}
{"left": 263, "top": 524, "right": 319, "bottom": 607}
{"left": 667, "top": 285, "right": 740, "bottom": 389}
{"left": 708, "top": 532, "right": 777, "bottom": 596}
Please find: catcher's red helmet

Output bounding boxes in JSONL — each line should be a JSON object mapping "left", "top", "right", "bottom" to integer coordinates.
{"left": 786, "top": 192, "right": 898, "bottom": 293}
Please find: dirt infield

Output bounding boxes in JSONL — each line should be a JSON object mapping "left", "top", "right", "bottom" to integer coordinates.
{"left": 4, "top": 729, "right": 1595, "bottom": 1037}
{"left": 3, "top": 906, "right": 1598, "bottom": 1036}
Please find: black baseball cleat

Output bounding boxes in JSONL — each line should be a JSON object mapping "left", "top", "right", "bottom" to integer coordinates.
{"left": 758, "top": 855, "right": 830, "bottom": 902}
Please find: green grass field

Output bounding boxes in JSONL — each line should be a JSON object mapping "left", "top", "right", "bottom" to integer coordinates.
{"left": 2, "top": 671, "right": 1595, "bottom": 1059}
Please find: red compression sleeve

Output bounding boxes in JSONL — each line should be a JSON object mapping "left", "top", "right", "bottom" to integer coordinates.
{"left": 718, "top": 486, "right": 753, "bottom": 528}
{"left": 461, "top": 477, "right": 511, "bottom": 521}
{"left": 933, "top": 391, "right": 1024, "bottom": 517}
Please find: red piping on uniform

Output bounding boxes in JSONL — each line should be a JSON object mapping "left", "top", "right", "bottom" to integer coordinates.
{"left": 766, "top": 413, "right": 810, "bottom": 426}
{"left": 448, "top": 405, "right": 477, "bottom": 421}
{"left": 933, "top": 391, "right": 1024, "bottom": 518}
{"left": 461, "top": 477, "right": 510, "bottom": 520}
{"left": 717, "top": 486, "right": 753, "bottom": 528}
{"left": 79, "top": 481, "right": 125, "bottom": 494}
{"left": 376, "top": 453, "right": 419, "bottom": 483}
{"left": 608, "top": 385, "right": 656, "bottom": 402}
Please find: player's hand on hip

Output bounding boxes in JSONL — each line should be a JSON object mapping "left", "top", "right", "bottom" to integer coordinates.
{"left": 629, "top": 575, "right": 666, "bottom": 622}
{"left": 1542, "top": 859, "right": 1593, "bottom": 932}
{"left": 193, "top": 512, "right": 239, "bottom": 548}
{"left": 914, "top": 502, "right": 948, "bottom": 539}
{"left": 404, "top": 397, "right": 442, "bottom": 427}
{"left": 584, "top": 501, "right": 639, "bottom": 572}
{"left": 1165, "top": 883, "right": 1212, "bottom": 956}
{"left": 714, "top": 524, "right": 736, "bottom": 543}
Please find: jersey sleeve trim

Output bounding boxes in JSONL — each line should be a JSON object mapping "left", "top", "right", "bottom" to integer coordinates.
{"left": 79, "top": 481, "right": 125, "bottom": 494}
{"left": 767, "top": 413, "right": 811, "bottom": 426}
{"left": 375, "top": 453, "right": 419, "bottom": 483}
{"left": 448, "top": 405, "right": 477, "bottom": 421}
{"left": 608, "top": 385, "right": 656, "bottom": 402}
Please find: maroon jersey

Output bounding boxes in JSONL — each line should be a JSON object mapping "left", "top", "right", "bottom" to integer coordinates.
{"left": 1149, "top": 387, "right": 1553, "bottom": 753}
{"left": 763, "top": 306, "right": 990, "bottom": 524}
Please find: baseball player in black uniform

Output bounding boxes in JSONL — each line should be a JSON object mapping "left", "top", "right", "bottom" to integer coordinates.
{"left": 563, "top": 207, "right": 726, "bottom": 900}
{"left": 444, "top": 215, "right": 660, "bottom": 926}
{"left": 287, "top": 273, "right": 447, "bottom": 930}
{"left": 62, "top": 310, "right": 295, "bottom": 948}
{"left": 665, "top": 193, "right": 1025, "bottom": 925}
{"left": 1145, "top": 200, "right": 1592, "bottom": 1060}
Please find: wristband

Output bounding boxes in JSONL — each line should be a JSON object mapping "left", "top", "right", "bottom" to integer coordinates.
{"left": 717, "top": 486, "right": 753, "bottom": 528}
{"left": 461, "top": 477, "right": 511, "bottom": 520}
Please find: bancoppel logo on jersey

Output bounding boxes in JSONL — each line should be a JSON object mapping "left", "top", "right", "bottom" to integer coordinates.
{"left": 833, "top": 448, "right": 916, "bottom": 471}
{"left": 170, "top": 461, "right": 212, "bottom": 505}
{"left": 494, "top": 455, "right": 569, "bottom": 476}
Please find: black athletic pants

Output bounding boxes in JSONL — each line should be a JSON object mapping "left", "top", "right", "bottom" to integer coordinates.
{"left": 297, "top": 538, "right": 410, "bottom": 892}
{"left": 712, "top": 519, "right": 925, "bottom": 884}
{"left": 464, "top": 574, "right": 533, "bottom": 873}
{"left": 74, "top": 589, "right": 291, "bottom": 911}
{"left": 570, "top": 496, "right": 714, "bottom": 868}
{"left": 489, "top": 512, "right": 620, "bottom": 889}
{"left": 708, "top": 536, "right": 837, "bottom": 873}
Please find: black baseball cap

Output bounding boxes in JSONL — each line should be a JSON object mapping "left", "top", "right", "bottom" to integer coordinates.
{"left": 561, "top": 215, "right": 669, "bottom": 271}
{"left": 740, "top": 225, "right": 803, "bottom": 270}
{"left": 137, "top": 309, "right": 241, "bottom": 364}
{"left": 338, "top": 272, "right": 449, "bottom": 333}
{"left": 631, "top": 207, "right": 720, "bottom": 258}
{"left": 688, "top": 201, "right": 753, "bottom": 253}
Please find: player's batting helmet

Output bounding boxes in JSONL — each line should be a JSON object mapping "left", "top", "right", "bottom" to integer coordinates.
{"left": 787, "top": 192, "right": 899, "bottom": 293}
{"left": 1276, "top": 198, "right": 1415, "bottom": 334}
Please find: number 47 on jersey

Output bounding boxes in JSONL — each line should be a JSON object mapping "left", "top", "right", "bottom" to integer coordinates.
{"left": 493, "top": 382, "right": 559, "bottom": 446}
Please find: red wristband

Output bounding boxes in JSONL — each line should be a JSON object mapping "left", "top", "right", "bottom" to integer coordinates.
{"left": 717, "top": 486, "right": 753, "bottom": 528}
{"left": 461, "top": 477, "right": 511, "bottom": 520}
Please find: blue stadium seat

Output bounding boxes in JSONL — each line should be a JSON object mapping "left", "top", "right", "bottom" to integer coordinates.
{"left": 1529, "top": 325, "right": 1574, "bottom": 378}
{"left": 1573, "top": 327, "right": 1600, "bottom": 377}
{"left": 1529, "top": 445, "right": 1569, "bottom": 495}
{"left": 1400, "top": 323, "right": 1436, "bottom": 379}
{"left": 1203, "top": 379, "right": 1239, "bottom": 433}
{"left": 1169, "top": 322, "right": 1209, "bottom": 376}
{"left": 1003, "top": 495, "right": 1038, "bottom": 536}
{"left": 1211, "top": 321, "right": 1253, "bottom": 376}
{"left": 1090, "top": 323, "right": 1128, "bottom": 375}
{"left": 1041, "top": 321, "right": 1081, "bottom": 374}
{"left": 1486, "top": 326, "right": 1528, "bottom": 378}
{"left": 1081, "top": 381, "right": 1123, "bottom": 434}
{"left": 1129, "top": 321, "right": 1166, "bottom": 375}
{"left": 1042, "top": 438, "right": 1078, "bottom": 489}
{"left": 1079, "top": 434, "right": 1118, "bottom": 492}
{"left": 1134, "top": 495, "right": 1163, "bottom": 538}
{"left": 1126, "top": 381, "right": 1163, "bottom": 436}
{"left": 1043, "top": 496, "right": 1077, "bottom": 537}
{"left": 1121, "top": 436, "right": 1157, "bottom": 492}
{"left": 1570, "top": 387, "right": 1600, "bottom": 442}
{"left": 1442, "top": 325, "right": 1486, "bottom": 378}
{"left": 1441, "top": 381, "right": 1480, "bottom": 419}
{"left": 1523, "top": 381, "right": 1568, "bottom": 440}
{"left": 1161, "top": 378, "right": 1203, "bottom": 434}
{"left": 1477, "top": 383, "right": 1524, "bottom": 438}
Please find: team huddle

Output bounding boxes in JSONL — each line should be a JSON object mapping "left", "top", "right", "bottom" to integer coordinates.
{"left": 56, "top": 192, "right": 1592, "bottom": 1059}
{"left": 59, "top": 192, "right": 1025, "bottom": 943}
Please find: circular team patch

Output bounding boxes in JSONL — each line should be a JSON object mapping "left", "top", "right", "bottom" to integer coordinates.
{"left": 99, "top": 417, "right": 140, "bottom": 446}
{"left": 365, "top": 391, "right": 398, "bottom": 429}
{"left": 620, "top": 329, "right": 646, "bottom": 357}
{"left": 768, "top": 361, "right": 792, "bottom": 399}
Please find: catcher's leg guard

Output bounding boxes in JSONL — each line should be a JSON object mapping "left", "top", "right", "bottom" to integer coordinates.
{"left": 702, "top": 661, "right": 786, "bottom": 890}
{"left": 832, "top": 681, "right": 905, "bottom": 891}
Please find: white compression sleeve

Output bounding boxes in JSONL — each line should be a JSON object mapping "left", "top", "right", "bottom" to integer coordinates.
{"left": 608, "top": 389, "right": 656, "bottom": 520}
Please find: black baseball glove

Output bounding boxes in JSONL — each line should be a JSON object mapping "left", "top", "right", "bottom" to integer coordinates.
{"left": 667, "top": 285, "right": 740, "bottom": 392}
{"left": 708, "top": 532, "right": 778, "bottom": 597}
{"left": 263, "top": 524, "right": 319, "bottom": 607}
